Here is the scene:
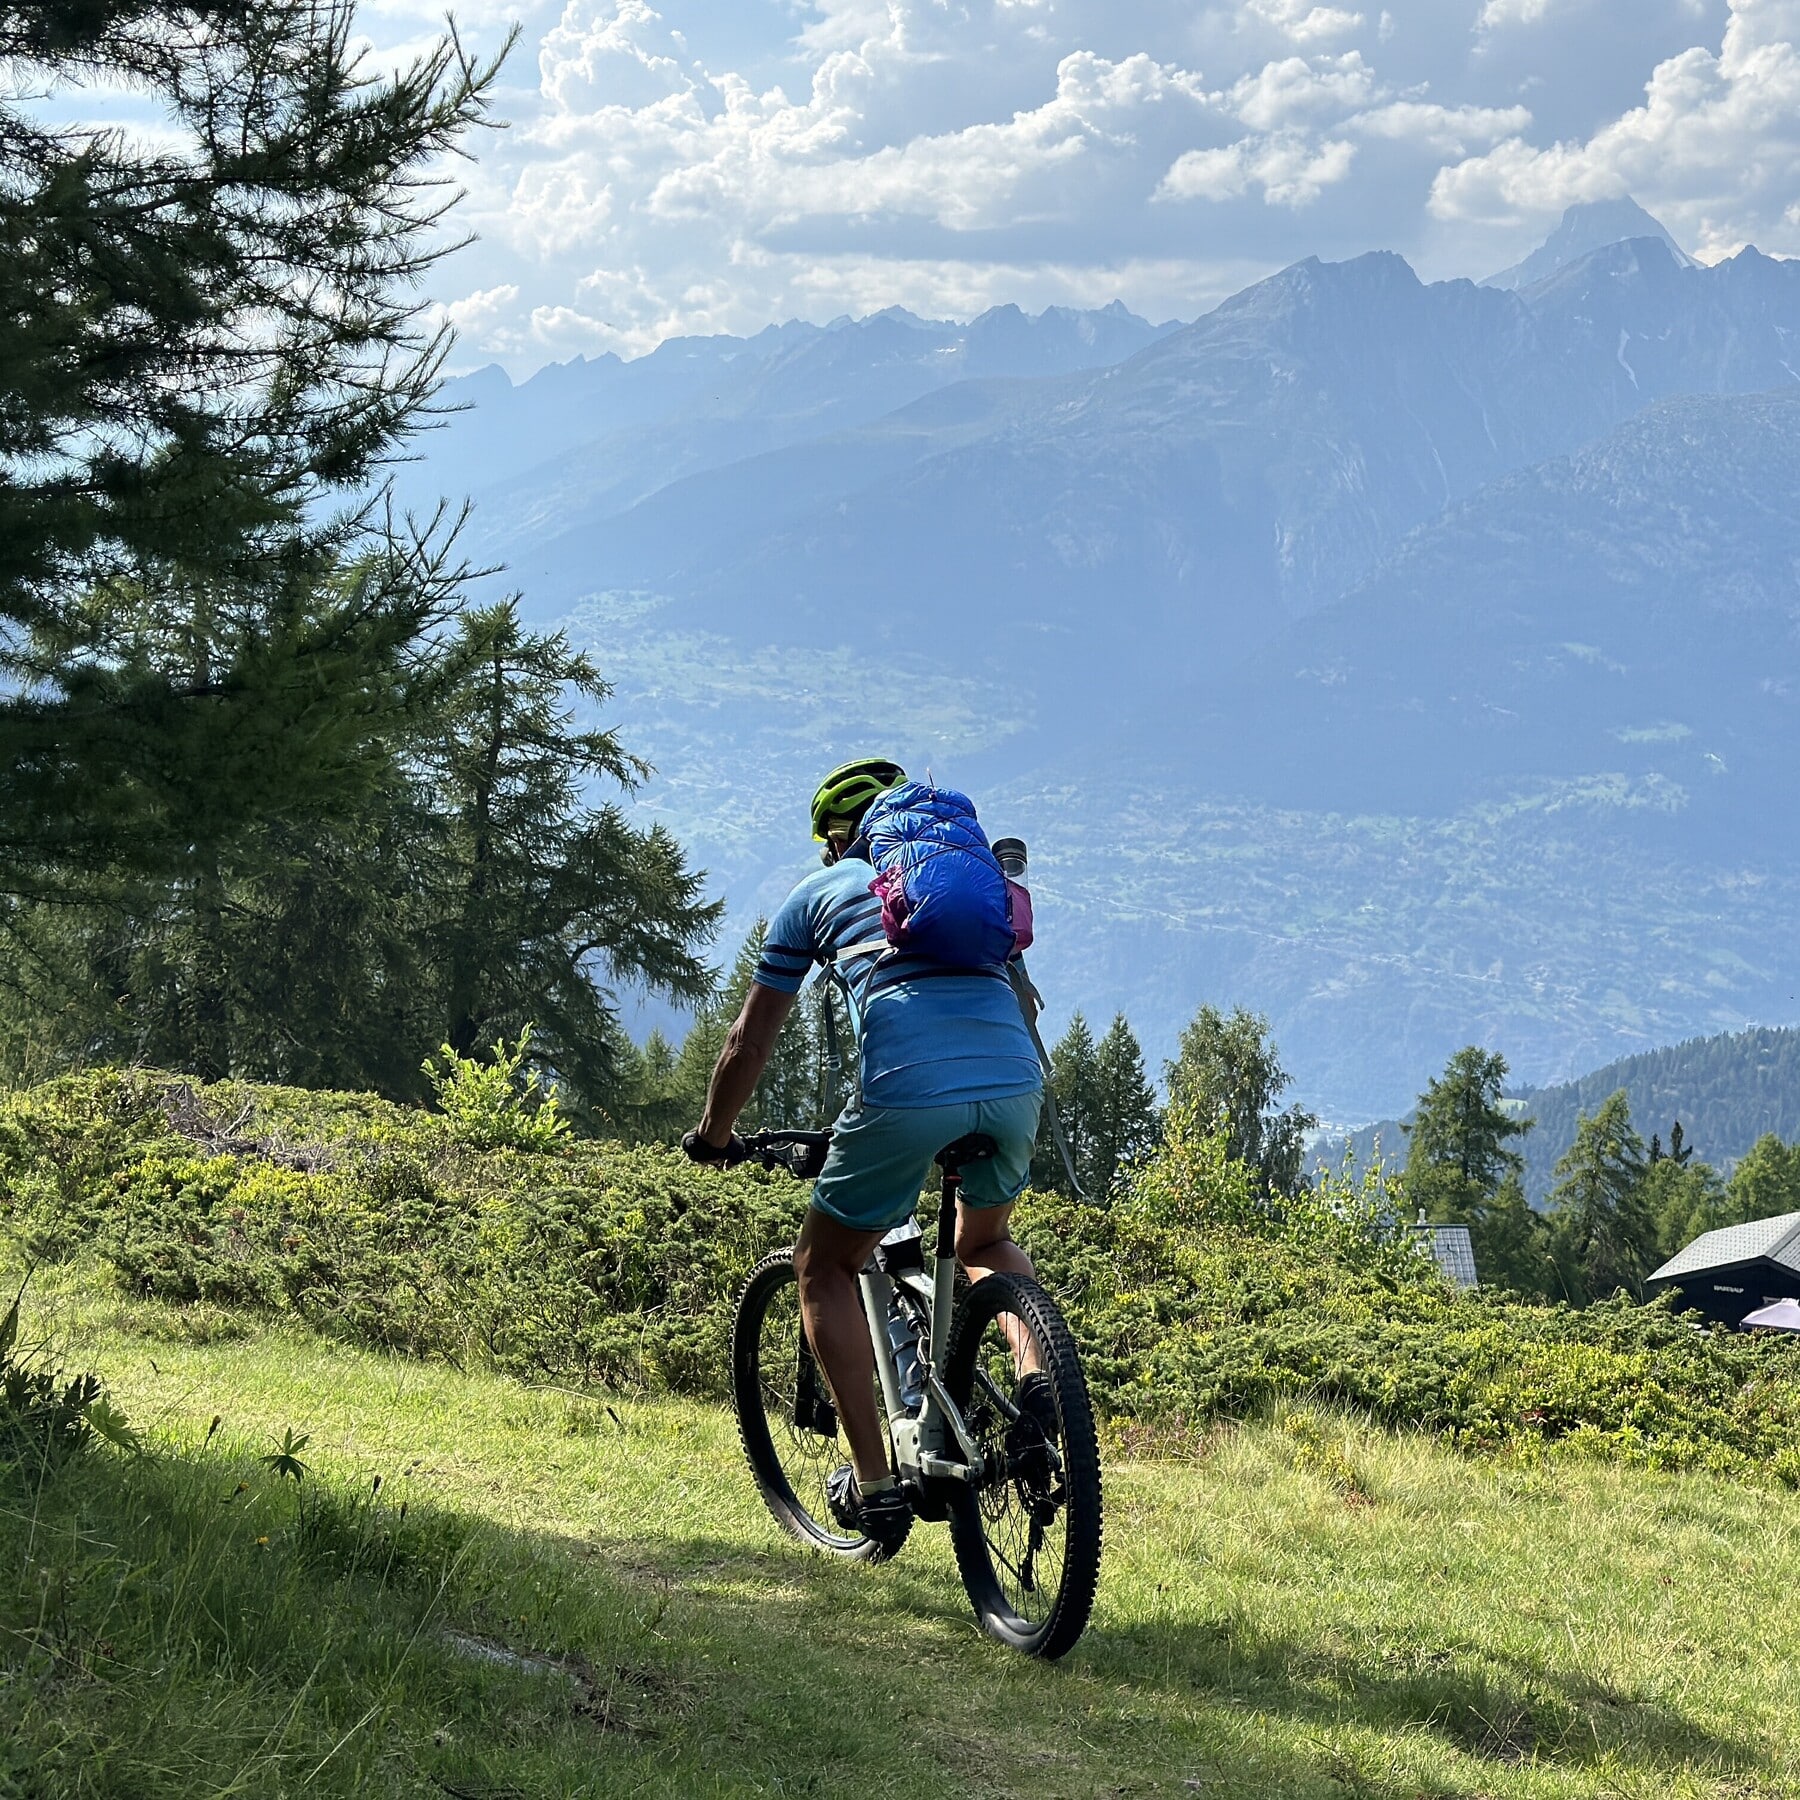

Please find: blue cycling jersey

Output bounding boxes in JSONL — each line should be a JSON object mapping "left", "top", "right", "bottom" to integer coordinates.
{"left": 752, "top": 860, "right": 1041, "bottom": 1109}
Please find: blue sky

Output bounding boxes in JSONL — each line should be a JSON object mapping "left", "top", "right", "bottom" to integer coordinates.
{"left": 75, "top": 1, "right": 1800, "bottom": 370}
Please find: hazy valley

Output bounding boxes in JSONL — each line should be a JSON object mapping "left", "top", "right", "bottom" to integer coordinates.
{"left": 401, "top": 200, "right": 1800, "bottom": 1120}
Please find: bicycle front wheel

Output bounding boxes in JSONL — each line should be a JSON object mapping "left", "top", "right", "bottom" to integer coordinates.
{"left": 731, "top": 1249, "right": 907, "bottom": 1562}
{"left": 943, "top": 1272, "right": 1102, "bottom": 1659}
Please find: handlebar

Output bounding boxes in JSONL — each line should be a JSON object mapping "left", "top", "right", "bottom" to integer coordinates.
{"left": 741, "top": 1129, "right": 833, "bottom": 1179}
{"left": 682, "top": 1128, "right": 832, "bottom": 1179}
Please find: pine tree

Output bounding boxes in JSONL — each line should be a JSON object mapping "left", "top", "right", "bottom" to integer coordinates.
{"left": 612, "top": 1029, "right": 688, "bottom": 1143}
{"left": 1165, "top": 1004, "right": 1316, "bottom": 1196}
{"left": 4, "top": 538, "right": 470, "bottom": 1085}
{"left": 1031, "top": 1013, "right": 1099, "bottom": 1195}
{"left": 1403, "top": 1046, "right": 1545, "bottom": 1290}
{"left": 1644, "top": 1154, "right": 1725, "bottom": 1260}
{"left": 1547, "top": 1090, "right": 1655, "bottom": 1303}
{"left": 0, "top": 11, "right": 726, "bottom": 1117}
{"left": 667, "top": 919, "right": 818, "bottom": 1137}
{"left": 1478, "top": 1174, "right": 1556, "bottom": 1298}
{"left": 425, "top": 602, "right": 717, "bottom": 1114}
{"left": 1, "top": 4, "right": 507, "bottom": 895}
{"left": 1088, "top": 1013, "right": 1159, "bottom": 1198}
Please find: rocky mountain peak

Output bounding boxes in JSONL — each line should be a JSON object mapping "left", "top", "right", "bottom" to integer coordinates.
{"left": 1483, "top": 196, "right": 1694, "bottom": 290}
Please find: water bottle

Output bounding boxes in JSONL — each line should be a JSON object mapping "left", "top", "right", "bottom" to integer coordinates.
{"left": 885, "top": 1305, "right": 925, "bottom": 1413}
{"left": 991, "top": 836, "right": 1033, "bottom": 953}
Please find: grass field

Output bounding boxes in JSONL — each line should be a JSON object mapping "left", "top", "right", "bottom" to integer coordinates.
{"left": 6, "top": 1267, "right": 1800, "bottom": 1799}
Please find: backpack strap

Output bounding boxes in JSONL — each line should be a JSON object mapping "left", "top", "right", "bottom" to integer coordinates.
{"left": 1006, "top": 959, "right": 1088, "bottom": 1202}
{"left": 833, "top": 937, "right": 890, "bottom": 961}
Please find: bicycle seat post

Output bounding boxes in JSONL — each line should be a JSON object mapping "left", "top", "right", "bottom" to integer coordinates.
{"left": 928, "top": 1134, "right": 996, "bottom": 1380}
{"left": 930, "top": 1159, "right": 960, "bottom": 1381}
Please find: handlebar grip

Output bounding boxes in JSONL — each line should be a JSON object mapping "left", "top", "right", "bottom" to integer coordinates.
{"left": 681, "top": 1130, "right": 746, "bottom": 1167}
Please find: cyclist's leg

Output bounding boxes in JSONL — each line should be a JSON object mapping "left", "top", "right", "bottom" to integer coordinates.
{"left": 801, "top": 1101, "right": 942, "bottom": 1484}
{"left": 954, "top": 1089, "right": 1045, "bottom": 1375}
{"left": 793, "top": 1208, "right": 889, "bottom": 1482}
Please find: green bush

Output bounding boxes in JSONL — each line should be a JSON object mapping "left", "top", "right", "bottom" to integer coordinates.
{"left": 6, "top": 1072, "right": 1800, "bottom": 1477}
{"left": 0, "top": 1277, "right": 135, "bottom": 1473}
{"left": 421, "top": 1028, "right": 571, "bottom": 1152}
{"left": 0, "top": 1071, "right": 807, "bottom": 1397}
{"left": 1014, "top": 1108, "right": 1800, "bottom": 1478}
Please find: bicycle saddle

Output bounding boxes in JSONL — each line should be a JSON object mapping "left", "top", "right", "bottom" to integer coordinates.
{"left": 935, "top": 1132, "right": 999, "bottom": 1173}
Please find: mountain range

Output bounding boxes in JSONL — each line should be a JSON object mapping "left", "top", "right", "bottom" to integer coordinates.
{"left": 400, "top": 202, "right": 1800, "bottom": 1121}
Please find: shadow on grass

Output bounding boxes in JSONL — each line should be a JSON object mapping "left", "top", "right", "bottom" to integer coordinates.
{"left": 1087, "top": 1605, "right": 1761, "bottom": 1780}
{"left": 565, "top": 1521, "right": 1774, "bottom": 1797}
{"left": 2, "top": 1437, "right": 1776, "bottom": 1800}
{"left": 0, "top": 1444, "right": 688, "bottom": 1800}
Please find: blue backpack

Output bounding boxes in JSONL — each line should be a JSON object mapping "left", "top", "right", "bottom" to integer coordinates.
{"left": 857, "top": 781, "right": 1016, "bottom": 969}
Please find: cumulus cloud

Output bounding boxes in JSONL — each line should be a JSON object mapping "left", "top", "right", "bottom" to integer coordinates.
{"left": 1431, "top": 0, "right": 1800, "bottom": 257}
{"left": 1349, "top": 100, "right": 1534, "bottom": 154}
{"left": 342, "top": 0, "right": 1800, "bottom": 371}
{"left": 430, "top": 284, "right": 522, "bottom": 349}
{"left": 1244, "top": 0, "right": 1367, "bottom": 44}
{"left": 638, "top": 49, "right": 1209, "bottom": 234}
{"left": 1160, "top": 134, "right": 1357, "bottom": 206}
{"left": 538, "top": 0, "right": 690, "bottom": 111}
{"left": 1476, "top": 0, "right": 1563, "bottom": 27}
{"left": 1225, "top": 52, "right": 1377, "bottom": 129}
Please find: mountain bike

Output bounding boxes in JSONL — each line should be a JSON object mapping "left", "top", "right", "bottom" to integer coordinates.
{"left": 729, "top": 1126, "right": 1103, "bottom": 1660}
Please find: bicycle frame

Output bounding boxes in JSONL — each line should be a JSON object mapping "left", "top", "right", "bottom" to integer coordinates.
{"left": 858, "top": 1160, "right": 1050, "bottom": 1496}
{"left": 734, "top": 1128, "right": 1062, "bottom": 1500}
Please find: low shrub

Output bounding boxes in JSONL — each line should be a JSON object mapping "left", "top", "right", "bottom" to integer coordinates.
{"left": 0, "top": 1070, "right": 807, "bottom": 1396}
{"left": 6, "top": 1072, "right": 1800, "bottom": 1476}
{"left": 1016, "top": 1110, "right": 1800, "bottom": 1477}
{"left": 0, "top": 1276, "right": 136, "bottom": 1473}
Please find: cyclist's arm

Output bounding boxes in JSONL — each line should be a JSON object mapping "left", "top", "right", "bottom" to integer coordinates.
{"left": 696, "top": 981, "right": 796, "bottom": 1149}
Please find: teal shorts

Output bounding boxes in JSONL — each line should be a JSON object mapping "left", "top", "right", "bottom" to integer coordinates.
{"left": 810, "top": 1091, "right": 1043, "bottom": 1234}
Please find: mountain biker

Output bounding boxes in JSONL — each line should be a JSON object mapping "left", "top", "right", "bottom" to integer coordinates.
{"left": 683, "top": 755, "right": 1047, "bottom": 1553}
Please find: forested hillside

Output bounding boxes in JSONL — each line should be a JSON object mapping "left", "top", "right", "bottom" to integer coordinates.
{"left": 1342, "top": 1026, "right": 1800, "bottom": 1200}
{"left": 1512, "top": 1027, "right": 1800, "bottom": 1199}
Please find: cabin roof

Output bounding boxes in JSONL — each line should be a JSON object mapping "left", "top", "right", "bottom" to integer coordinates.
{"left": 1649, "top": 1210, "right": 1800, "bottom": 1284}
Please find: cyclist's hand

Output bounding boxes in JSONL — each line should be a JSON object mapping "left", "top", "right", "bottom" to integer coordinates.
{"left": 682, "top": 1129, "right": 745, "bottom": 1167}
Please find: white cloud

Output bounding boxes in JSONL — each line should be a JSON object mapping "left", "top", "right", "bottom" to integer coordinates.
{"left": 380, "top": 0, "right": 1796, "bottom": 371}
{"left": 1350, "top": 99, "right": 1534, "bottom": 153}
{"left": 1476, "top": 0, "right": 1563, "bottom": 27}
{"left": 430, "top": 284, "right": 522, "bottom": 349}
{"left": 538, "top": 0, "right": 691, "bottom": 111}
{"left": 532, "top": 40, "right": 1209, "bottom": 236}
{"left": 1430, "top": 0, "right": 1800, "bottom": 258}
{"left": 1160, "top": 133, "right": 1357, "bottom": 206}
{"left": 1244, "top": 0, "right": 1367, "bottom": 45}
{"left": 1225, "top": 53, "right": 1377, "bottom": 129}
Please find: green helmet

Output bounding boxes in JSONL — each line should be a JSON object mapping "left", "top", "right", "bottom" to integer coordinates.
{"left": 809, "top": 755, "right": 906, "bottom": 841}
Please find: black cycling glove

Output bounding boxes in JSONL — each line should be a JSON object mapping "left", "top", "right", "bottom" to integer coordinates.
{"left": 682, "top": 1130, "right": 746, "bottom": 1167}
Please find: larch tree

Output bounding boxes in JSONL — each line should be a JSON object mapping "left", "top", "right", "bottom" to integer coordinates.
{"left": 1088, "top": 1012, "right": 1159, "bottom": 1198}
{"left": 1030, "top": 1012, "right": 1099, "bottom": 1196}
{"left": 0, "top": 2, "right": 505, "bottom": 894}
{"left": 1547, "top": 1090, "right": 1655, "bottom": 1303}
{"left": 1165, "top": 1003, "right": 1316, "bottom": 1197}
{"left": 1403, "top": 1046, "right": 1548, "bottom": 1293}
{"left": 0, "top": 6, "right": 723, "bottom": 1119}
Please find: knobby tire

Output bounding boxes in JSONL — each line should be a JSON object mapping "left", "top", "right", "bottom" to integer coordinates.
{"left": 943, "top": 1271, "right": 1103, "bottom": 1659}
{"left": 731, "top": 1248, "right": 909, "bottom": 1562}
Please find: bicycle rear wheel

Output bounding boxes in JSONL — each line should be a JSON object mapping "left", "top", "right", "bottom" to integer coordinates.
{"left": 943, "top": 1272, "right": 1102, "bottom": 1659}
{"left": 731, "top": 1249, "right": 908, "bottom": 1562}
